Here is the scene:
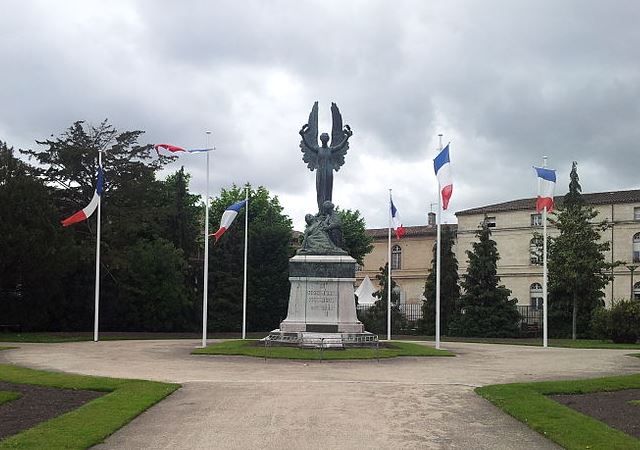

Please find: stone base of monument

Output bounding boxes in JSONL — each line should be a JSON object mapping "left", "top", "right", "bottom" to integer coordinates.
{"left": 271, "top": 254, "right": 373, "bottom": 348}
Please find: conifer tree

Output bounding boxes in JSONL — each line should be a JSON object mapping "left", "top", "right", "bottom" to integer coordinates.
{"left": 448, "top": 220, "right": 520, "bottom": 337}
{"left": 548, "top": 162, "right": 612, "bottom": 339}
{"left": 421, "top": 226, "right": 460, "bottom": 335}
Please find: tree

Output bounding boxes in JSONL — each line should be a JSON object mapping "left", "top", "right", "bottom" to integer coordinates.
{"left": 448, "top": 220, "right": 520, "bottom": 337}
{"left": 420, "top": 226, "right": 460, "bottom": 335}
{"left": 0, "top": 142, "right": 77, "bottom": 330}
{"left": 359, "top": 264, "right": 407, "bottom": 334}
{"left": 161, "top": 167, "right": 202, "bottom": 259}
{"left": 208, "top": 185, "right": 293, "bottom": 332}
{"left": 548, "top": 162, "right": 612, "bottom": 339}
{"left": 337, "top": 208, "right": 374, "bottom": 265}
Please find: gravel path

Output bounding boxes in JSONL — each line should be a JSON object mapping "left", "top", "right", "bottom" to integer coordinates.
{"left": 2, "top": 340, "right": 639, "bottom": 449}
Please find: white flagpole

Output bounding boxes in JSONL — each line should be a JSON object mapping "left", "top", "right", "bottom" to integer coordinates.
{"left": 435, "top": 134, "right": 443, "bottom": 350}
{"left": 387, "top": 189, "right": 392, "bottom": 341}
{"left": 242, "top": 184, "right": 249, "bottom": 339}
{"left": 201, "top": 131, "right": 212, "bottom": 348}
{"left": 93, "top": 149, "right": 102, "bottom": 342}
{"left": 542, "top": 155, "right": 548, "bottom": 348}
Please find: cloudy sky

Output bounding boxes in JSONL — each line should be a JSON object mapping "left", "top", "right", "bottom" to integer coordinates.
{"left": 2, "top": 0, "right": 639, "bottom": 230}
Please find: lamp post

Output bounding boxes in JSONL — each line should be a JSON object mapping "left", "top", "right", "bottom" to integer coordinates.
{"left": 626, "top": 264, "right": 638, "bottom": 300}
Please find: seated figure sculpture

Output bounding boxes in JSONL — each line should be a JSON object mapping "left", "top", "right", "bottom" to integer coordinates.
{"left": 297, "top": 201, "right": 347, "bottom": 256}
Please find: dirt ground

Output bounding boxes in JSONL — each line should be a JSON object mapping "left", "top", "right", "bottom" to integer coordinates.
{"left": 551, "top": 388, "right": 640, "bottom": 439}
{"left": 0, "top": 381, "right": 103, "bottom": 440}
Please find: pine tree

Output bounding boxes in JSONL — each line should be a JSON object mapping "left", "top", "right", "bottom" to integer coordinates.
{"left": 421, "top": 226, "right": 460, "bottom": 335}
{"left": 548, "top": 162, "right": 612, "bottom": 339}
{"left": 359, "top": 264, "right": 407, "bottom": 334}
{"left": 448, "top": 220, "right": 520, "bottom": 337}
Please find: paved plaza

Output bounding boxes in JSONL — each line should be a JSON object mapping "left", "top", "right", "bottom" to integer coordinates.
{"left": 2, "top": 340, "right": 639, "bottom": 449}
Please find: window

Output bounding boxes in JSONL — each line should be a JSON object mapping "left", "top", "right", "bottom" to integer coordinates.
{"left": 530, "top": 238, "right": 542, "bottom": 265}
{"left": 635, "top": 207, "right": 640, "bottom": 221}
{"left": 531, "top": 214, "right": 542, "bottom": 227}
{"left": 634, "top": 282, "right": 640, "bottom": 301}
{"left": 485, "top": 216, "right": 496, "bottom": 228}
{"left": 634, "top": 233, "right": 640, "bottom": 263}
{"left": 530, "top": 283, "right": 543, "bottom": 310}
{"left": 391, "top": 244, "right": 402, "bottom": 270}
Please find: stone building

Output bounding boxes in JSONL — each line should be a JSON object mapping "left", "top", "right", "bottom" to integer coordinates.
{"left": 356, "top": 189, "right": 640, "bottom": 309}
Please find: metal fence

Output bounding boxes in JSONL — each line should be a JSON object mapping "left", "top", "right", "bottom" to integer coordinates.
{"left": 357, "top": 303, "right": 542, "bottom": 336}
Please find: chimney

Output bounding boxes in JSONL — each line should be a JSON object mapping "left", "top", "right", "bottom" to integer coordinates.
{"left": 427, "top": 212, "right": 436, "bottom": 226}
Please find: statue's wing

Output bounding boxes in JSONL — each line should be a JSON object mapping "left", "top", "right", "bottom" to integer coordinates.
{"left": 331, "top": 140, "right": 349, "bottom": 171}
{"left": 330, "top": 102, "right": 343, "bottom": 147}
{"left": 300, "top": 101, "right": 319, "bottom": 170}
{"left": 330, "top": 102, "right": 349, "bottom": 171}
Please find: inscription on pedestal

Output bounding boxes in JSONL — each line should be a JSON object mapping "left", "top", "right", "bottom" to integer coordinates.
{"left": 307, "top": 284, "right": 337, "bottom": 318}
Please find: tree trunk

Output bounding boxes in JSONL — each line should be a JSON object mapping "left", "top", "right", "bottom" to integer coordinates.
{"left": 572, "top": 290, "right": 577, "bottom": 340}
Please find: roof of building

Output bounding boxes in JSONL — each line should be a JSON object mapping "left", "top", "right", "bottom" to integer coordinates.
{"left": 365, "top": 223, "right": 457, "bottom": 239}
{"left": 456, "top": 189, "right": 640, "bottom": 216}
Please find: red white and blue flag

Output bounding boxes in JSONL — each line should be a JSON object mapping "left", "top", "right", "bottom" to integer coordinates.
{"left": 390, "top": 196, "right": 405, "bottom": 239}
{"left": 534, "top": 166, "right": 556, "bottom": 212}
{"left": 433, "top": 143, "right": 453, "bottom": 210}
{"left": 211, "top": 200, "right": 247, "bottom": 242}
{"left": 61, "top": 166, "right": 104, "bottom": 227}
{"left": 154, "top": 143, "right": 213, "bottom": 155}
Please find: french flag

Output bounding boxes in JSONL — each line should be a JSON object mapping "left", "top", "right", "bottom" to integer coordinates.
{"left": 154, "top": 143, "right": 213, "bottom": 155}
{"left": 534, "top": 166, "right": 556, "bottom": 212}
{"left": 211, "top": 200, "right": 247, "bottom": 242}
{"left": 433, "top": 144, "right": 453, "bottom": 210}
{"left": 61, "top": 166, "right": 104, "bottom": 227}
{"left": 390, "top": 197, "right": 405, "bottom": 239}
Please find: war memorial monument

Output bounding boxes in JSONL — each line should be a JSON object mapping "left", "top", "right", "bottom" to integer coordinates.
{"left": 269, "top": 102, "right": 373, "bottom": 345}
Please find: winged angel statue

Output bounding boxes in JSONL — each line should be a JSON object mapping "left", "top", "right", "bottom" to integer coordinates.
{"left": 299, "top": 102, "right": 353, "bottom": 212}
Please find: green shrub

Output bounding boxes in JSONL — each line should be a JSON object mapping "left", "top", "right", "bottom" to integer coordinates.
{"left": 609, "top": 300, "right": 640, "bottom": 343}
{"left": 590, "top": 306, "right": 611, "bottom": 340}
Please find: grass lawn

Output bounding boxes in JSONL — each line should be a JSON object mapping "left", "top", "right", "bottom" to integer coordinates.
{"left": 193, "top": 339, "right": 454, "bottom": 359}
{"left": 0, "top": 347, "right": 15, "bottom": 351}
{"left": 0, "top": 391, "right": 21, "bottom": 406}
{"left": 476, "top": 373, "right": 640, "bottom": 450}
{"left": 0, "top": 364, "right": 179, "bottom": 449}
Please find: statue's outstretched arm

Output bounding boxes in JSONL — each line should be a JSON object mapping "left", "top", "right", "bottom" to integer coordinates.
{"left": 330, "top": 125, "right": 352, "bottom": 151}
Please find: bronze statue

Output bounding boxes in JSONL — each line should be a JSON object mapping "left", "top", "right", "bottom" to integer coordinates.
{"left": 299, "top": 102, "right": 353, "bottom": 212}
{"left": 297, "top": 201, "right": 347, "bottom": 256}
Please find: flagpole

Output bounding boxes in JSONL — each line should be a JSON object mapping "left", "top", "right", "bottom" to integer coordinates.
{"left": 93, "top": 149, "right": 102, "bottom": 343}
{"left": 202, "top": 131, "right": 212, "bottom": 348}
{"left": 435, "top": 134, "right": 443, "bottom": 350}
{"left": 242, "top": 184, "right": 249, "bottom": 339}
{"left": 387, "top": 189, "right": 392, "bottom": 341}
{"left": 542, "top": 155, "right": 548, "bottom": 348}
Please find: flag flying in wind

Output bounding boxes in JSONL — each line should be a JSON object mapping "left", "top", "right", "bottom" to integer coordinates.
{"left": 433, "top": 143, "right": 453, "bottom": 210}
{"left": 154, "top": 144, "right": 213, "bottom": 155}
{"left": 390, "top": 196, "right": 405, "bottom": 239}
{"left": 211, "top": 200, "right": 247, "bottom": 242}
{"left": 61, "top": 166, "right": 104, "bottom": 227}
{"left": 534, "top": 166, "right": 556, "bottom": 212}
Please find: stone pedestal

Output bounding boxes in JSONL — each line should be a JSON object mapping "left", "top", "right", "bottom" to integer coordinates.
{"left": 279, "top": 254, "right": 364, "bottom": 333}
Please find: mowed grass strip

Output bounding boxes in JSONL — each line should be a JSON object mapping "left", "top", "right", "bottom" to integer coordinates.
{"left": 0, "top": 364, "right": 179, "bottom": 449}
{"left": 0, "top": 391, "right": 21, "bottom": 406}
{"left": 476, "top": 373, "right": 640, "bottom": 450}
{"left": 193, "top": 339, "right": 454, "bottom": 359}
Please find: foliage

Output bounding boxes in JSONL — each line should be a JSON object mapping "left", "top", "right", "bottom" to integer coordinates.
{"left": 208, "top": 185, "right": 293, "bottom": 332}
{"left": 420, "top": 226, "right": 460, "bottom": 335}
{"left": 592, "top": 300, "right": 640, "bottom": 343}
{"left": 448, "top": 221, "right": 521, "bottom": 337}
{"left": 476, "top": 373, "right": 640, "bottom": 450}
{"left": 336, "top": 208, "right": 373, "bottom": 265}
{"left": 0, "top": 364, "right": 179, "bottom": 450}
{"left": 193, "top": 339, "right": 454, "bottom": 359}
{"left": 359, "top": 264, "right": 407, "bottom": 334}
{"left": 548, "top": 162, "right": 613, "bottom": 338}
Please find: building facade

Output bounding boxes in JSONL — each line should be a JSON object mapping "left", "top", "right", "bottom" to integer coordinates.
{"left": 357, "top": 189, "right": 640, "bottom": 309}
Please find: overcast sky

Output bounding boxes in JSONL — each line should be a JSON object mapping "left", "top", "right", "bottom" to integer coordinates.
{"left": 2, "top": 0, "right": 639, "bottom": 230}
